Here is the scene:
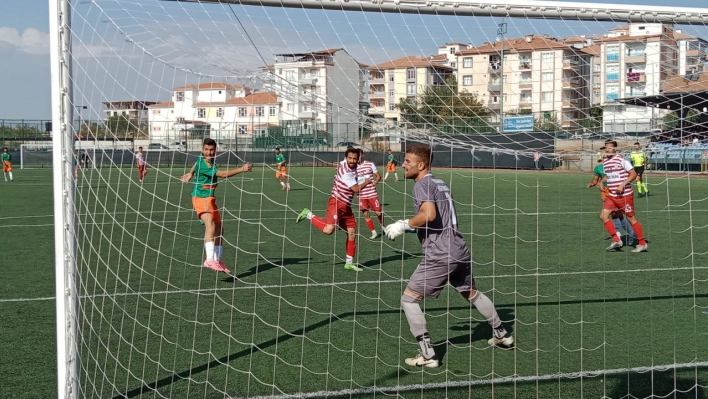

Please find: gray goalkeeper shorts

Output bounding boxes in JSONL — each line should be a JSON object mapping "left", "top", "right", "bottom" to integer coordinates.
{"left": 406, "top": 258, "right": 476, "bottom": 299}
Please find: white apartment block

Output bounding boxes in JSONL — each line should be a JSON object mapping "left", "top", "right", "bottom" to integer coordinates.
{"left": 430, "top": 42, "right": 471, "bottom": 72}
{"left": 262, "top": 48, "right": 366, "bottom": 143}
{"left": 367, "top": 56, "right": 453, "bottom": 126}
{"left": 147, "top": 83, "right": 281, "bottom": 140}
{"left": 456, "top": 35, "right": 590, "bottom": 129}
{"left": 580, "top": 23, "right": 678, "bottom": 132}
{"left": 675, "top": 30, "right": 708, "bottom": 76}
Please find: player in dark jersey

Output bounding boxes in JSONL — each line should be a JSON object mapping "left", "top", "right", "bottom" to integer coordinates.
{"left": 385, "top": 145, "right": 514, "bottom": 368}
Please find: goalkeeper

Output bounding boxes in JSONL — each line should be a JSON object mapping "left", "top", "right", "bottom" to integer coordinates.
{"left": 181, "top": 139, "right": 252, "bottom": 274}
{"left": 385, "top": 145, "right": 513, "bottom": 368}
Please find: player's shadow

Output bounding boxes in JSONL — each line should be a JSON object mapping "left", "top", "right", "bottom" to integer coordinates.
{"left": 605, "top": 366, "right": 704, "bottom": 399}
{"left": 220, "top": 257, "right": 314, "bottom": 283}
{"left": 432, "top": 308, "right": 516, "bottom": 363}
{"left": 360, "top": 250, "right": 419, "bottom": 268}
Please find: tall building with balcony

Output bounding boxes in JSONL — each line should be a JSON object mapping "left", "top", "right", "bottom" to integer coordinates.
{"left": 674, "top": 30, "right": 708, "bottom": 76}
{"left": 456, "top": 35, "right": 590, "bottom": 130}
{"left": 367, "top": 56, "right": 453, "bottom": 127}
{"left": 584, "top": 23, "right": 678, "bottom": 132}
{"left": 431, "top": 42, "right": 471, "bottom": 72}
{"left": 262, "top": 48, "right": 366, "bottom": 143}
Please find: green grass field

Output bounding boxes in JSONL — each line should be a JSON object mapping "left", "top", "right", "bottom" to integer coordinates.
{"left": 2, "top": 166, "right": 708, "bottom": 399}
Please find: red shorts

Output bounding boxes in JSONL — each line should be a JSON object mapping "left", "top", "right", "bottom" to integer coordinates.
{"left": 603, "top": 195, "right": 635, "bottom": 218}
{"left": 359, "top": 197, "right": 381, "bottom": 212}
{"left": 138, "top": 164, "right": 146, "bottom": 173}
{"left": 324, "top": 197, "right": 356, "bottom": 230}
{"left": 192, "top": 196, "right": 222, "bottom": 223}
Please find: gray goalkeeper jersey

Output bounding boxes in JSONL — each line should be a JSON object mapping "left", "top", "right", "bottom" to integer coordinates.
{"left": 412, "top": 174, "right": 471, "bottom": 264}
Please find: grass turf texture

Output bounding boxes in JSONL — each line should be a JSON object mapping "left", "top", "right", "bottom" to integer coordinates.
{"left": 2, "top": 166, "right": 708, "bottom": 399}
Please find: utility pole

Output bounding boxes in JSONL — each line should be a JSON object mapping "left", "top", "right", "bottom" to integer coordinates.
{"left": 498, "top": 19, "right": 507, "bottom": 132}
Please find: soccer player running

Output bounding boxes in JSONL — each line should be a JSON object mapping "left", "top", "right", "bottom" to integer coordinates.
{"left": 135, "top": 146, "right": 147, "bottom": 182}
{"left": 601, "top": 140, "right": 648, "bottom": 252}
{"left": 384, "top": 149, "right": 398, "bottom": 182}
{"left": 385, "top": 145, "right": 514, "bottom": 368}
{"left": 630, "top": 142, "right": 649, "bottom": 197}
{"left": 357, "top": 149, "right": 385, "bottom": 239}
{"left": 295, "top": 147, "right": 372, "bottom": 271}
{"left": 2, "top": 147, "right": 13, "bottom": 182}
{"left": 588, "top": 153, "right": 635, "bottom": 245}
{"left": 181, "top": 139, "right": 253, "bottom": 273}
{"left": 274, "top": 147, "right": 291, "bottom": 191}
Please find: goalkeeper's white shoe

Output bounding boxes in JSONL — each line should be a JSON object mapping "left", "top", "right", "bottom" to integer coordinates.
{"left": 404, "top": 351, "right": 440, "bottom": 368}
{"left": 606, "top": 240, "right": 623, "bottom": 251}
{"left": 488, "top": 333, "right": 515, "bottom": 349}
{"left": 370, "top": 230, "right": 378, "bottom": 239}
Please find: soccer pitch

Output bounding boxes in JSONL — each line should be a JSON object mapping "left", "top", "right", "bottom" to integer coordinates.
{"left": 2, "top": 166, "right": 708, "bottom": 398}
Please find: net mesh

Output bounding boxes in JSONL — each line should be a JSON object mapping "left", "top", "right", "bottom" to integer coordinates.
{"left": 61, "top": 0, "right": 708, "bottom": 397}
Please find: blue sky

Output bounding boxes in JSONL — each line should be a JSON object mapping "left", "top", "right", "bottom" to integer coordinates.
{"left": 0, "top": 0, "right": 705, "bottom": 120}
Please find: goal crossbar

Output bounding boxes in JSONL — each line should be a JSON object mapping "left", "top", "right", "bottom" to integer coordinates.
{"left": 167, "top": 0, "right": 708, "bottom": 23}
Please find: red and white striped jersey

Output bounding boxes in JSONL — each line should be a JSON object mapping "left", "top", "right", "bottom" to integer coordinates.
{"left": 331, "top": 161, "right": 359, "bottom": 205}
{"left": 136, "top": 152, "right": 145, "bottom": 166}
{"left": 602, "top": 155, "right": 634, "bottom": 197}
{"left": 357, "top": 161, "right": 379, "bottom": 199}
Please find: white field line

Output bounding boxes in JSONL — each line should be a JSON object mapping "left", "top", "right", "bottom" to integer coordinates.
{"left": 3, "top": 264, "right": 706, "bottom": 304}
{"left": 238, "top": 361, "right": 708, "bottom": 399}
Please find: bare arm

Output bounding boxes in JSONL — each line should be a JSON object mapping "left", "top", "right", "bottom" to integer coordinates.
{"left": 407, "top": 201, "right": 436, "bottom": 229}
{"left": 215, "top": 163, "right": 252, "bottom": 178}
{"left": 616, "top": 169, "right": 637, "bottom": 194}
{"left": 373, "top": 171, "right": 382, "bottom": 185}
{"left": 180, "top": 164, "right": 196, "bottom": 182}
{"left": 587, "top": 175, "right": 600, "bottom": 188}
{"left": 348, "top": 178, "right": 371, "bottom": 193}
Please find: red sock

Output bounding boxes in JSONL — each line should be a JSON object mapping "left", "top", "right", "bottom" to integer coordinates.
{"left": 377, "top": 214, "right": 384, "bottom": 226}
{"left": 346, "top": 240, "right": 356, "bottom": 258}
{"left": 310, "top": 215, "right": 326, "bottom": 232}
{"left": 631, "top": 221, "right": 647, "bottom": 245}
{"left": 604, "top": 220, "right": 619, "bottom": 241}
{"left": 365, "top": 219, "right": 375, "bottom": 232}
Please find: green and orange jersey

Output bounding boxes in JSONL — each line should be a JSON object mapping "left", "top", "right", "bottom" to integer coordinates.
{"left": 1, "top": 152, "right": 10, "bottom": 163}
{"left": 191, "top": 155, "right": 219, "bottom": 198}
{"left": 387, "top": 154, "right": 395, "bottom": 164}
{"left": 275, "top": 153, "right": 286, "bottom": 168}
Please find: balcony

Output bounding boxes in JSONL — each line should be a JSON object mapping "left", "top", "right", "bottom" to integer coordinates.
{"left": 519, "top": 81, "right": 533, "bottom": 89}
{"left": 626, "top": 72, "right": 646, "bottom": 83}
{"left": 562, "top": 77, "right": 580, "bottom": 88}
{"left": 606, "top": 53, "right": 620, "bottom": 62}
{"left": 562, "top": 99, "right": 579, "bottom": 108}
{"left": 487, "top": 102, "right": 501, "bottom": 110}
{"left": 369, "top": 91, "right": 385, "bottom": 99}
{"left": 625, "top": 50, "right": 646, "bottom": 64}
{"left": 563, "top": 58, "right": 580, "bottom": 68}
{"left": 298, "top": 76, "right": 317, "bottom": 85}
{"left": 368, "top": 106, "right": 385, "bottom": 115}
{"left": 298, "top": 111, "right": 314, "bottom": 119}
{"left": 369, "top": 76, "right": 384, "bottom": 84}
{"left": 519, "top": 61, "right": 532, "bottom": 70}
{"left": 488, "top": 84, "right": 502, "bottom": 92}
{"left": 519, "top": 99, "right": 532, "bottom": 108}
{"left": 606, "top": 73, "right": 620, "bottom": 82}
{"left": 606, "top": 93, "right": 620, "bottom": 101}
{"left": 625, "top": 91, "right": 646, "bottom": 98}
{"left": 488, "top": 64, "right": 501, "bottom": 74}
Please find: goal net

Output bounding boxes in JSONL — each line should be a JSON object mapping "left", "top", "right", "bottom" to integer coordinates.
{"left": 53, "top": 0, "right": 708, "bottom": 398}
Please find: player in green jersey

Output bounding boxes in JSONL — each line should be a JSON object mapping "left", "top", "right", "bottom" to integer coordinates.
{"left": 2, "top": 147, "right": 13, "bottom": 181}
{"left": 181, "top": 139, "right": 252, "bottom": 273}
{"left": 274, "top": 147, "right": 290, "bottom": 190}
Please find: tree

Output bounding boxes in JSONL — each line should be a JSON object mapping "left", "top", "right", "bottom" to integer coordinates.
{"left": 104, "top": 115, "right": 147, "bottom": 138}
{"left": 535, "top": 113, "right": 560, "bottom": 131}
{"left": 662, "top": 109, "right": 700, "bottom": 130}
{"left": 580, "top": 106, "right": 603, "bottom": 130}
{"left": 396, "top": 76, "right": 491, "bottom": 132}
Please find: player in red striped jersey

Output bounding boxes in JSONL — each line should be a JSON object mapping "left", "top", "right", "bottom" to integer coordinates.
{"left": 357, "top": 150, "right": 385, "bottom": 239}
{"left": 601, "top": 140, "right": 648, "bottom": 252}
{"left": 295, "top": 147, "right": 373, "bottom": 271}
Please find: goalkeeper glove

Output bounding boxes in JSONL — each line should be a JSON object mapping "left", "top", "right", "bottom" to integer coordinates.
{"left": 385, "top": 220, "right": 411, "bottom": 241}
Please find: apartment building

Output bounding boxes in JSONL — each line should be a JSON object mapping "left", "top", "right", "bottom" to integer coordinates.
{"left": 367, "top": 56, "right": 453, "bottom": 126}
{"left": 261, "top": 48, "right": 366, "bottom": 143}
{"left": 579, "top": 23, "right": 678, "bottom": 132}
{"left": 147, "top": 83, "right": 280, "bottom": 140}
{"left": 456, "top": 35, "right": 590, "bottom": 129}
{"left": 675, "top": 30, "right": 708, "bottom": 76}
{"left": 431, "top": 42, "right": 471, "bottom": 72}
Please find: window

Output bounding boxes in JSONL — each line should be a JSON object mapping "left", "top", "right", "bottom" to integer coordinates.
{"left": 238, "top": 125, "right": 248, "bottom": 135}
{"left": 606, "top": 84, "right": 619, "bottom": 100}
{"left": 407, "top": 84, "right": 416, "bottom": 95}
{"left": 176, "top": 91, "right": 185, "bottom": 101}
{"left": 152, "top": 109, "right": 160, "bottom": 115}
{"left": 542, "top": 52, "right": 553, "bottom": 62}
{"left": 542, "top": 91, "right": 553, "bottom": 102}
{"left": 450, "top": 62, "right": 456, "bottom": 69}
{"left": 606, "top": 65, "right": 619, "bottom": 81}
{"left": 606, "top": 45, "right": 620, "bottom": 62}
{"left": 463, "top": 57, "right": 473, "bottom": 68}
{"left": 389, "top": 74, "right": 394, "bottom": 82}
{"left": 285, "top": 71, "right": 295, "bottom": 81}
{"left": 255, "top": 106, "right": 265, "bottom": 117}
{"left": 287, "top": 104, "right": 294, "bottom": 112}
{"left": 311, "top": 69, "right": 319, "bottom": 77}
{"left": 197, "top": 108, "right": 205, "bottom": 118}
{"left": 389, "top": 104, "right": 395, "bottom": 111}
{"left": 407, "top": 68, "right": 415, "bottom": 79}
{"left": 388, "top": 89, "right": 394, "bottom": 97}
{"left": 269, "top": 107, "right": 276, "bottom": 116}
{"left": 218, "top": 90, "right": 222, "bottom": 94}
{"left": 238, "top": 107, "right": 247, "bottom": 117}
{"left": 502, "top": 93, "right": 507, "bottom": 102}
{"left": 503, "top": 75, "right": 508, "bottom": 83}
{"left": 216, "top": 108, "right": 224, "bottom": 118}
{"left": 277, "top": 69, "right": 282, "bottom": 75}
{"left": 543, "top": 72, "right": 553, "bottom": 81}
{"left": 449, "top": 47, "right": 456, "bottom": 54}
{"left": 462, "top": 75, "right": 473, "bottom": 86}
